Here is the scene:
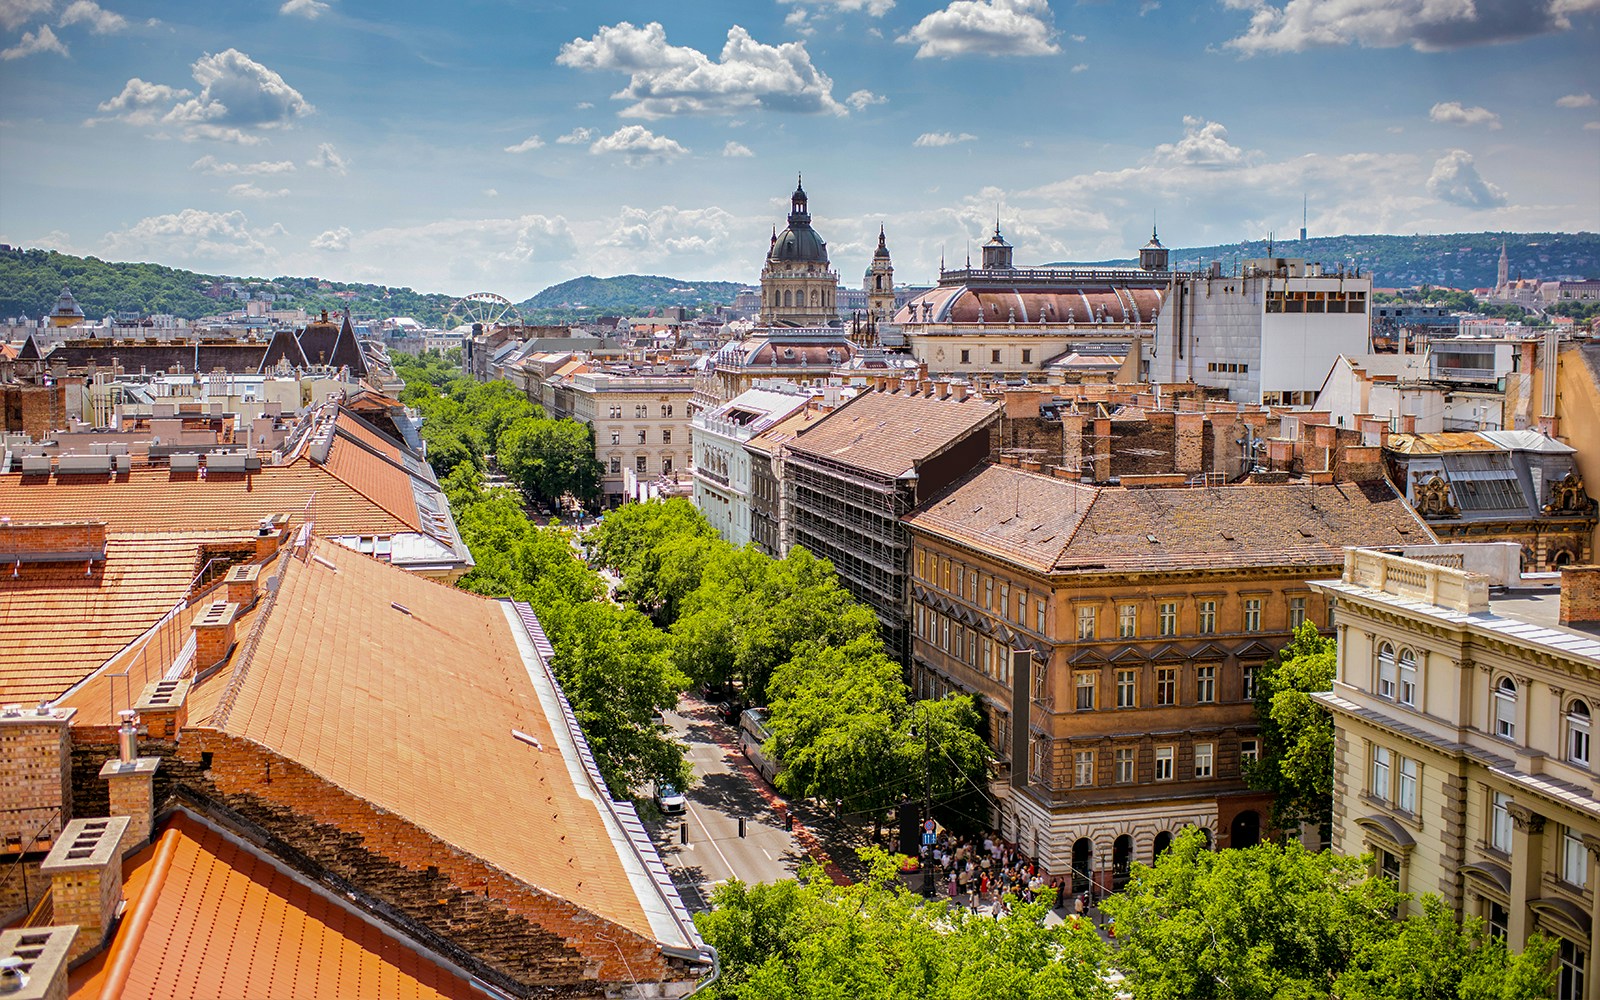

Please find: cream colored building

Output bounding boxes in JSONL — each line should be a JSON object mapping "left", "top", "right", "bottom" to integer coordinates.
{"left": 1313, "top": 547, "right": 1600, "bottom": 1000}
{"left": 567, "top": 370, "right": 695, "bottom": 506}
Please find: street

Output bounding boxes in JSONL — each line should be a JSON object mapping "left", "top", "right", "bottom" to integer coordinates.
{"left": 646, "top": 697, "right": 814, "bottom": 912}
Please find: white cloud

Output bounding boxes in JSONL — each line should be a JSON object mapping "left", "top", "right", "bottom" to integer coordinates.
{"left": 1139, "top": 0, "right": 1159, "bottom": 14}
{"left": 722, "top": 140, "right": 754, "bottom": 157}
{"left": 784, "top": 8, "right": 814, "bottom": 35}
{"left": 228, "top": 182, "right": 289, "bottom": 199}
{"left": 307, "top": 142, "right": 347, "bottom": 174}
{"left": 1224, "top": 0, "right": 1600, "bottom": 54}
{"left": 1429, "top": 101, "right": 1501, "bottom": 128}
{"left": 898, "top": 0, "right": 1060, "bottom": 58}
{"left": 0, "top": 0, "right": 51, "bottom": 31}
{"left": 58, "top": 0, "right": 124, "bottom": 33}
{"left": 914, "top": 131, "right": 977, "bottom": 147}
{"left": 1150, "top": 116, "right": 1245, "bottom": 168}
{"left": 589, "top": 125, "right": 688, "bottom": 165}
{"left": 1557, "top": 92, "right": 1597, "bottom": 108}
{"left": 279, "top": 0, "right": 328, "bottom": 18}
{"left": 355, "top": 215, "right": 579, "bottom": 276}
{"left": 504, "top": 134, "right": 544, "bottom": 153}
{"left": 2, "top": 23, "right": 66, "bottom": 59}
{"left": 1071, "top": 62, "right": 1087, "bottom": 72}
{"left": 1426, "top": 149, "right": 1507, "bottom": 209}
{"left": 1069, "top": 32, "right": 1085, "bottom": 41}
{"left": 846, "top": 88, "right": 886, "bottom": 110}
{"left": 91, "top": 78, "right": 190, "bottom": 125}
{"left": 1584, "top": 121, "right": 1600, "bottom": 131}
{"left": 556, "top": 126, "right": 594, "bottom": 144}
{"left": 483, "top": 188, "right": 498, "bottom": 197}
{"left": 311, "top": 226, "right": 351, "bottom": 251}
{"left": 596, "top": 205, "right": 740, "bottom": 263}
{"left": 102, "top": 208, "right": 283, "bottom": 262}
{"left": 152, "top": 49, "right": 315, "bottom": 140}
{"left": 191, "top": 155, "right": 294, "bottom": 175}
{"left": 777, "top": 0, "right": 894, "bottom": 15}
{"left": 575, "top": 100, "right": 593, "bottom": 109}
{"left": 557, "top": 21, "right": 846, "bottom": 118}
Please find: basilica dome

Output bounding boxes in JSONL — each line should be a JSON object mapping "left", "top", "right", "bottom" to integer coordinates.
{"left": 768, "top": 178, "right": 829, "bottom": 265}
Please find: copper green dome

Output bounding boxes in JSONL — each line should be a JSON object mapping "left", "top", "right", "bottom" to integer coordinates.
{"left": 769, "top": 174, "right": 829, "bottom": 265}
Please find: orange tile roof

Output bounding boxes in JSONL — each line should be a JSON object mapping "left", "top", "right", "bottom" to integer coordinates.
{"left": 0, "top": 533, "right": 211, "bottom": 704}
{"left": 213, "top": 537, "right": 655, "bottom": 941}
{"left": 0, "top": 460, "right": 418, "bottom": 536}
{"left": 70, "top": 811, "right": 481, "bottom": 1000}
{"left": 907, "top": 463, "right": 1435, "bottom": 574}
{"left": 786, "top": 386, "right": 1001, "bottom": 479}
{"left": 318, "top": 416, "right": 420, "bottom": 527}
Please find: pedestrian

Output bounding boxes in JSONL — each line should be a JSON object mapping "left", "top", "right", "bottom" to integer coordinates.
{"left": 1074, "top": 892, "right": 1085, "bottom": 917}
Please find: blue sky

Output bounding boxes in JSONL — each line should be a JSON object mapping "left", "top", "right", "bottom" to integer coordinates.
{"left": 1, "top": 0, "right": 1597, "bottom": 299}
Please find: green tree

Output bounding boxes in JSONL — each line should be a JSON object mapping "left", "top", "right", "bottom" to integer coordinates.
{"left": 695, "top": 850, "right": 1114, "bottom": 1000}
{"left": 902, "top": 695, "right": 992, "bottom": 835}
{"left": 1105, "top": 829, "right": 1555, "bottom": 1000}
{"left": 499, "top": 416, "right": 603, "bottom": 507}
{"left": 1245, "top": 621, "right": 1337, "bottom": 837}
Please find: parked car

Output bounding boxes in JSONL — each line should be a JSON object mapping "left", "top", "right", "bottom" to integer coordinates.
{"left": 715, "top": 700, "right": 745, "bottom": 724}
{"left": 654, "top": 782, "right": 687, "bottom": 816}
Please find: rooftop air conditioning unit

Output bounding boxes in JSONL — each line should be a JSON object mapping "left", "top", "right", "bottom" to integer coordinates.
{"left": 170, "top": 453, "right": 200, "bottom": 472}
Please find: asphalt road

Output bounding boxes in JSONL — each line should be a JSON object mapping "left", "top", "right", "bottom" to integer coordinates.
{"left": 648, "top": 698, "right": 810, "bottom": 913}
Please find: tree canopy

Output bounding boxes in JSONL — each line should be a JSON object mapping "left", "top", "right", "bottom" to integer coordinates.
{"left": 1103, "top": 828, "right": 1555, "bottom": 1000}
{"left": 1244, "top": 621, "right": 1338, "bottom": 837}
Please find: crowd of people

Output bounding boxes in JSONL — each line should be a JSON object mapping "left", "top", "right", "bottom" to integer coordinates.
{"left": 916, "top": 828, "right": 1106, "bottom": 927}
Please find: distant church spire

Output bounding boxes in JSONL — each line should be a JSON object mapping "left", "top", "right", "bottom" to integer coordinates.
{"left": 1497, "top": 238, "right": 1509, "bottom": 290}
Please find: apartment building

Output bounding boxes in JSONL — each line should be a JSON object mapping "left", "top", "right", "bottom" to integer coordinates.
{"left": 1312, "top": 549, "right": 1600, "bottom": 1000}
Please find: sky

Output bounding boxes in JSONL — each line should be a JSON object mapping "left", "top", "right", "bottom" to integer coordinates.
{"left": 1, "top": 0, "right": 1597, "bottom": 300}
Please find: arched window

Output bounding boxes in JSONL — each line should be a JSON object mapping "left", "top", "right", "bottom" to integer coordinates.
{"left": 783, "top": 289, "right": 792, "bottom": 307}
{"left": 1494, "top": 677, "right": 1517, "bottom": 741}
{"left": 1152, "top": 830, "right": 1172, "bottom": 860}
{"left": 1397, "top": 649, "right": 1417, "bottom": 707}
{"left": 875, "top": 274, "right": 883, "bottom": 290}
{"left": 1569, "top": 700, "right": 1591, "bottom": 766}
{"left": 1376, "top": 642, "right": 1397, "bottom": 700}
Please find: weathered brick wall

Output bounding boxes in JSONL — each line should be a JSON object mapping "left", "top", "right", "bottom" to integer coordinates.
{"left": 71, "top": 731, "right": 684, "bottom": 997}
{"left": 0, "top": 712, "right": 74, "bottom": 849}
{"left": 2, "top": 383, "right": 68, "bottom": 438}
{"left": 1561, "top": 565, "right": 1600, "bottom": 625}
{"left": 0, "top": 522, "right": 107, "bottom": 558}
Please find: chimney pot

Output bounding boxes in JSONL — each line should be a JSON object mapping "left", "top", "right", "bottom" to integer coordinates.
{"left": 40, "top": 816, "right": 131, "bottom": 964}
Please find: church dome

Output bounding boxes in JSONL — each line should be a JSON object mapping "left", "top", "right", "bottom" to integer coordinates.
{"left": 770, "top": 224, "right": 828, "bottom": 264}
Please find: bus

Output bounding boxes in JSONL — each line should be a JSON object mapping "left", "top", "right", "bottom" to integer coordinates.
{"left": 738, "top": 708, "right": 781, "bottom": 787}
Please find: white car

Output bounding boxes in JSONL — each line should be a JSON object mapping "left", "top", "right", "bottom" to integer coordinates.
{"left": 655, "top": 783, "right": 687, "bottom": 816}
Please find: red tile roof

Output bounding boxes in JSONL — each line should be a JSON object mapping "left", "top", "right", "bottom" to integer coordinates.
{"left": 786, "top": 386, "right": 1000, "bottom": 479}
{"left": 0, "top": 459, "right": 418, "bottom": 536}
{"left": 0, "top": 533, "right": 220, "bottom": 703}
{"left": 906, "top": 463, "right": 1434, "bottom": 574}
{"left": 212, "top": 537, "right": 656, "bottom": 942}
{"left": 69, "top": 811, "right": 482, "bottom": 1000}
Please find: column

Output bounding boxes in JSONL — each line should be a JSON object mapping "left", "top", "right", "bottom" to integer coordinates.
{"left": 1584, "top": 835, "right": 1600, "bottom": 1000}
{"left": 1506, "top": 802, "right": 1547, "bottom": 950}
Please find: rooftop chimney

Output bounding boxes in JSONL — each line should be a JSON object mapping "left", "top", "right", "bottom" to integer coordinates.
{"left": 0, "top": 926, "right": 76, "bottom": 1000}
{"left": 133, "top": 677, "right": 191, "bottom": 741}
{"left": 39, "top": 816, "right": 130, "bottom": 964}
{"left": 192, "top": 600, "right": 241, "bottom": 671}
{"left": 0, "top": 705, "right": 76, "bottom": 853}
{"left": 254, "top": 514, "right": 291, "bottom": 560}
{"left": 1560, "top": 565, "right": 1600, "bottom": 627}
{"left": 99, "top": 713, "right": 160, "bottom": 855}
{"left": 223, "top": 563, "right": 261, "bottom": 608}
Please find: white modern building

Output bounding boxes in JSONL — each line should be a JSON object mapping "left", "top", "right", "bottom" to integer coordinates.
{"left": 1150, "top": 257, "right": 1372, "bottom": 405}
{"left": 691, "top": 383, "right": 813, "bottom": 546}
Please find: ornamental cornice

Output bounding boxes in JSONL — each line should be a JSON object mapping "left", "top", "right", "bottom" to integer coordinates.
{"left": 1506, "top": 801, "right": 1546, "bottom": 835}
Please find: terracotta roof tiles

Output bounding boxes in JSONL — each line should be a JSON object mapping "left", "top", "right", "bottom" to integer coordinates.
{"left": 786, "top": 387, "right": 1000, "bottom": 479}
{"left": 907, "top": 463, "right": 1434, "bottom": 574}
{"left": 69, "top": 811, "right": 482, "bottom": 1000}
{"left": 214, "top": 537, "right": 656, "bottom": 941}
{"left": 0, "top": 533, "right": 213, "bottom": 703}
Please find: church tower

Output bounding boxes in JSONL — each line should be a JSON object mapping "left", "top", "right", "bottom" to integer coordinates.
{"left": 866, "top": 225, "right": 895, "bottom": 325}
{"left": 1139, "top": 227, "right": 1170, "bottom": 272}
{"left": 759, "top": 175, "right": 839, "bottom": 327}
{"left": 1497, "top": 239, "right": 1509, "bottom": 291}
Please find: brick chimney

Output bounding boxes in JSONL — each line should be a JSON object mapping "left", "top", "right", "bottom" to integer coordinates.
{"left": 99, "top": 710, "right": 160, "bottom": 854}
{"left": 133, "top": 677, "right": 191, "bottom": 740}
{"left": 223, "top": 563, "right": 261, "bottom": 608}
{"left": 254, "top": 514, "right": 290, "bottom": 560}
{"left": 1560, "top": 566, "right": 1600, "bottom": 627}
{"left": 38, "top": 816, "right": 130, "bottom": 964}
{"left": 0, "top": 926, "right": 76, "bottom": 1000}
{"left": 192, "top": 600, "right": 241, "bottom": 670}
{"left": 0, "top": 705, "right": 76, "bottom": 853}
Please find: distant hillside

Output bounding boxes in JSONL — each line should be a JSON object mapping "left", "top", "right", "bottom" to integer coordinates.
{"left": 1071, "top": 232, "right": 1600, "bottom": 290}
{"left": 0, "top": 247, "right": 457, "bottom": 325}
{"left": 519, "top": 274, "right": 746, "bottom": 319}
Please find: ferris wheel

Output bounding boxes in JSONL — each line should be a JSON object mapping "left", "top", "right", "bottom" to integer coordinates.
{"left": 444, "top": 291, "right": 521, "bottom": 331}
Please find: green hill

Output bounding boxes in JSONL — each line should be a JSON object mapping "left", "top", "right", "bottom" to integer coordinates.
{"left": 1071, "top": 231, "right": 1600, "bottom": 290}
{"left": 518, "top": 274, "right": 746, "bottom": 318}
{"left": 0, "top": 246, "right": 457, "bottom": 325}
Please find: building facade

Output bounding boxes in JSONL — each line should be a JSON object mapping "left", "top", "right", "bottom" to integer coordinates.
{"left": 1150, "top": 257, "right": 1372, "bottom": 405}
{"left": 904, "top": 463, "right": 1433, "bottom": 888}
{"left": 567, "top": 370, "right": 696, "bottom": 506}
{"left": 691, "top": 384, "right": 812, "bottom": 546}
{"left": 783, "top": 382, "right": 1000, "bottom": 661}
{"left": 1312, "top": 549, "right": 1600, "bottom": 1000}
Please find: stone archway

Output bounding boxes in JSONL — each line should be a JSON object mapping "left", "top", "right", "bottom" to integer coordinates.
{"left": 1230, "top": 810, "right": 1261, "bottom": 849}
